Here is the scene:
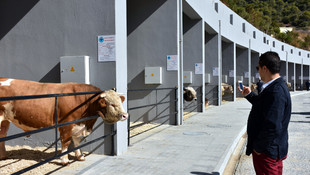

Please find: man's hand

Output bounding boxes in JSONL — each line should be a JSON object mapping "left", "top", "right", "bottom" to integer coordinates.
{"left": 238, "top": 85, "right": 251, "bottom": 97}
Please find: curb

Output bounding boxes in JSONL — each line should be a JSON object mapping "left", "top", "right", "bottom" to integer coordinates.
{"left": 214, "top": 125, "right": 247, "bottom": 174}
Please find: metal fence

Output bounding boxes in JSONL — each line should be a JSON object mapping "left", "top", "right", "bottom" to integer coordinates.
{"left": 127, "top": 87, "right": 178, "bottom": 146}
{"left": 0, "top": 91, "right": 115, "bottom": 175}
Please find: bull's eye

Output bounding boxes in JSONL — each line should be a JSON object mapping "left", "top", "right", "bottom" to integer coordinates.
{"left": 111, "top": 104, "right": 116, "bottom": 108}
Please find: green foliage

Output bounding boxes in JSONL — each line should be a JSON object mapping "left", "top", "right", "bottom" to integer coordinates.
{"left": 221, "top": 0, "right": 310, "bottom": 50}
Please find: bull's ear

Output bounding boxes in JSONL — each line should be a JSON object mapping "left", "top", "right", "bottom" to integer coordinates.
{"left": 120, "top": 96, "right": 125, "bottom": 103}
{"left": 99, "top": 98, "right": 107, "bottom": 107}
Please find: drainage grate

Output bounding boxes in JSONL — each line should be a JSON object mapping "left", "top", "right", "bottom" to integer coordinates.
{"left": 183, "top": 131, "right": 210, "bottom": 136}
{"left": 206, "top": 124, "right": 231, "bottom": 128}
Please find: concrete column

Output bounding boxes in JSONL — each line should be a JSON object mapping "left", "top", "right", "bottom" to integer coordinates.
{"left": 294, "top": 63, "right": 296, "bottom": 91}
{"left": 114, "top": 0, "right": 128, "bottom": 155}
{"left": 218, "top": 20, "right": 222, "bottom": 105}
{"left": 248, "top": 40, "right": 252, "bottom": 88}
{"left": 286, "top": 52, "right": 289, "bottom": 84}
{"left": 177, "top": 0, "right": 183, "bottom": 125}
{"left": 201, "top": 21, "right": 206, "bottom": 112}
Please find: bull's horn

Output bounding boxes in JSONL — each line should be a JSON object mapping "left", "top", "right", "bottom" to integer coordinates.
{"left": 117, "top": 92, "right": 125, "bottom": 96}
{"left": 100, "top": 93, "right": 106, "bottom": 98}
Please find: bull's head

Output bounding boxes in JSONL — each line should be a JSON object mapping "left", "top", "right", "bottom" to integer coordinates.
{"left": 97, "top": 90, "right": 128, "bottom": 124}
{"left": 183, "top": 87, "right": 197, "bottom": 102}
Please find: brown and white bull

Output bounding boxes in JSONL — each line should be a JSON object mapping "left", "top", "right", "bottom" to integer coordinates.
{"left": 0, "top": 78, "right": 128, "bottom": 165}
{"left": 221, "top": 83, "right": 233, "bottom": 96}
{"left": 183, "top": 87, "right": 197, "bottom": 101}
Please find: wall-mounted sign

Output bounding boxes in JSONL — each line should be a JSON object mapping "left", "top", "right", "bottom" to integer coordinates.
{"left": 167, "top": 55, "right": 178, "bottom": 71}
{"left": 229, "top": 70, "right": 234, "bottom": 77}
{"left": 213, "top": 67, "right": 219, "bottom": 76}
{"left": 98, "top": 35, "right": 115, "bottom": 62}
{"left": 195, "top": 63, "right": 203, "bottom": 74}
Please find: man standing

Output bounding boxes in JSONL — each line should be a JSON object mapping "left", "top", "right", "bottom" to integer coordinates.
{"left": 239, "top": 51, "right": 292, "bottom": 175}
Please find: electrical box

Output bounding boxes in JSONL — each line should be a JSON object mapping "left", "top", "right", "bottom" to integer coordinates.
{"left": 252, "top": 76, "right": 255, "bottom": 83}
{"left": 222, "top": 75, "right": 228, "bottom": 83}
{"left": 183, "top": 71, "right": 192, "bottom": 84}
{"left": 60, "top": 56, "right": 90, "bottom": 84}
{"left": 145, "top": 67, "right": 162, "bottom": 84}
{"left": 237, "top": 76, "right": 244, "bottom": 82}
{"left": 205, "top": 73, "right": 211, "bottom": 83}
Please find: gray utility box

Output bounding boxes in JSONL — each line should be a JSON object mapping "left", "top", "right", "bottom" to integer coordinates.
{"left": 60, "top": 56, "right": 90, "bottom": 84}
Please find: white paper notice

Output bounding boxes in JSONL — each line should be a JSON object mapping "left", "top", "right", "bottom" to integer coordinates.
{"left": 98, "top": 35, "right": 115, "bottom": 62}
{"left": 167, "top": 55, "right": 178, "bottom": 71}
{"left": 213, "top": 67, "right": 219, "bottom": 76}
{"left": 195, "top": 63, "right": 203, "bottom": 74}
{"left": 244, "top": 72, "right": 249, "bottom": 78}
{"left": 256, "top": 73, "right": 260, "bottom": 78}
{"left": 229, "top": 70, "right": 234, "bottom": 77}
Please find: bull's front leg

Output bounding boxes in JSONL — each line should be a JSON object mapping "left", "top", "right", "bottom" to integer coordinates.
{"left": 0, "top": 120, "right": 10, "bottom": 160}
{"left": 59, "top": 126, "right": 72, "bottom": 165}
{"left": 71, "top": 124, "right": 91, "bottom": 161}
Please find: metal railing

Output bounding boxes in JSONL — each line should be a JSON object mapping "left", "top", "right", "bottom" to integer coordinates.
{"left": 0, "top": 91, "right": 115, "bottom": 175}
{"left": 127, "top": 87, "right": 178, "bottom": 146}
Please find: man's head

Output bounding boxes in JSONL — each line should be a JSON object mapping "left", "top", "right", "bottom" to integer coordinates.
{"left": 257, "top": 51, "right": 281, "bottom": 82}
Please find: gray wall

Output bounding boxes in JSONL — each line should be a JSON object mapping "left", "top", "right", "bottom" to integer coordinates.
{"left": 222, "top": 40, "right": 234, "bottom": 101}
{"left": 251, "top": 52, "right": 260, "bottom": 83}
{"left": 127, "top": 0, "right": 178, "bottom": 125}
{"left": 236, "top": 47, "right": 249, "bottom": 86}
{"left": 183, "top": 14, "right": 203, "bottom": 113}
{"left": 0, "top": 0, "right": 118, "bottom": 155}
{"left": 205, "top": 31, "right": 219, "bottom": 105}
{"left": 296, "top": 64, "right": 302, "bottom": 90}
{"left": 303, "top": 65, "right": 309, "bottom": 90}
{"left": 280, "top": 61, "right": 287, "bottom": 80}
{"left": 288, "top": 62, "right": 295, "bottom": 90}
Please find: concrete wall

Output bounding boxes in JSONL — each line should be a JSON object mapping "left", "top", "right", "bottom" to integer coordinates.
{"left": 288, "top": 62, "right": 295, "bottom": 90}
{"left": 0, "top": 0, "right": 127, "bottom": 155}
{"left": 205, "top": 31, "right": 220, "bottom": 105}
{"left": 127, "top": 0, "right": 178, "bottom": 125}
{"left": 183, "top": 15, "right": 203, "bottom": 113}
{"left": 251, "top": 52, "right": 260, "bottom": 83}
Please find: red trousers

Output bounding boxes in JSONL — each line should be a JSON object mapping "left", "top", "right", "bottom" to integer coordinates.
{"left": 252, "top": 151, "right": 287, "bottom": 175}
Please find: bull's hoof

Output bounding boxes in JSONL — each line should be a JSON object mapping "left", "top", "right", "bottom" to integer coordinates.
{"left": 61, "top": 161, "right": 70, "bottom": 166}
{"left": 77, "top": 155, "right": 85, "bottom": 161}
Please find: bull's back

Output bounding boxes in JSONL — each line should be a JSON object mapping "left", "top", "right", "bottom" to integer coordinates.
{"left": 0, "top": 78, "right": 101, "bottom": 129}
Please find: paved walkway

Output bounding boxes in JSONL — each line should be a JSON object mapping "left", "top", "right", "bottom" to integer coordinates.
{"left": 52, "top": 91, "right": 310, "bottom": 175}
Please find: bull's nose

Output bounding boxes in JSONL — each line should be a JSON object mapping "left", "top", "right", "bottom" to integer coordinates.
{"left": 194, "top": 98, "right": 197, "bottom": 101}
{"left": 121, "top": 113, "right": 129, "bottom": 121}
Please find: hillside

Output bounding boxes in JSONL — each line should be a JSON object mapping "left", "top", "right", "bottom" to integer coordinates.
{"left": 221, "top": 0, "right": 310, "bottom": 51}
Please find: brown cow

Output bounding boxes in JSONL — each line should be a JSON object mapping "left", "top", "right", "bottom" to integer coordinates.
{"left": 0, "top": 78, "right": 128, "bottom": 165}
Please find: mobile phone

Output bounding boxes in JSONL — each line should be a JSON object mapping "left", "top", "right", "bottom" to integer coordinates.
{"left": 238, "top": 80, "right": 243, "bottom": 90}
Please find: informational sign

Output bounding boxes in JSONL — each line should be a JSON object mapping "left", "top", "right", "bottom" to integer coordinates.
{"left": 167, "top": 55, "right": 178, "bottom": 71}
{"left": 244, "top": 72, "right": 249, "bottom": 78}
{"left": 291, "top": 76, "right": 295, "bottom": 80}
{"left": 98, "top": 35, "right": 115, "bottom": 62}
{"left": 229, "top": 70, "right": 234, "bottom": 77}
{"left": 212, "top": 67, "right": 219, "bottom": 76}
{"left": 255, "top": 73, "right": 260, "bottom": 78}
{"left": 195, "top": 63, "right": 203, "bottom": 74}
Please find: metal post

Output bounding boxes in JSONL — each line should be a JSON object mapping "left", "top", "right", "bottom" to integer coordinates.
{"left": 54, "top": 97, "right": 58, "bottom": 156}
{"left": 175, "top": 87, "right": 178, "bottom": 125}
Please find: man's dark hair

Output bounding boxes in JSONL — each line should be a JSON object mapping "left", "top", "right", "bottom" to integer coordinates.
{"left": 259, "top": 51, "right": 281, "bottom": 74}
